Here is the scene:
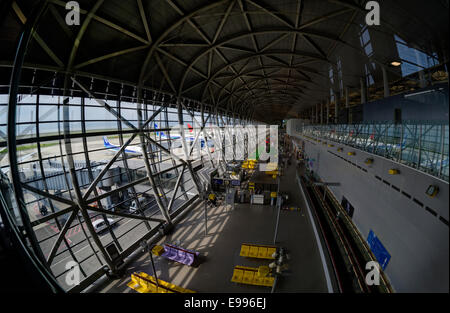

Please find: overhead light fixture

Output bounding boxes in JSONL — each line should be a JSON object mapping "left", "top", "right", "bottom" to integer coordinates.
{"left": 390, "top": 61, "right": 402, "bottom": 67}
{"left": 364, "top": 158, "right": 374, "bottom": 165}
{"left": 425, "top": 185, "right": 439, "bottom": 198}
{"left": 404, "top": 88, "right": 443, "bottom": 98}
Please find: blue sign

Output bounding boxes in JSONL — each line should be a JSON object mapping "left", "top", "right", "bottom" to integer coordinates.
{"left": 367, "top": 230, "right": 391, "bottom": 270}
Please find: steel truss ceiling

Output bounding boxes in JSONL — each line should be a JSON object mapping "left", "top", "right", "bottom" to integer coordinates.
{"left": 1, "top": 0, "right": 447, "bottom": 123}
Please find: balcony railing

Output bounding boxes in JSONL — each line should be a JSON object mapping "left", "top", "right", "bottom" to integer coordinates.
{"left": 297, "top": 122, "right": 449, "bottom": 182}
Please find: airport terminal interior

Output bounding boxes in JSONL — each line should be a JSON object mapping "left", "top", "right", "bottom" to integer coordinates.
{"left": 0, "top": 0, "right": 448, "bottom": 294}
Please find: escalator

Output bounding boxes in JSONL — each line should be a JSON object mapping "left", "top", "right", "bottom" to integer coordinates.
{"left": 300, "top": 174, "right": 393, "bottom": 293}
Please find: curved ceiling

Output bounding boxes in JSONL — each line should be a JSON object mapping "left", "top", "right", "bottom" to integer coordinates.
{"left": 0, "top": 0, "right": 448, "bottom": 122}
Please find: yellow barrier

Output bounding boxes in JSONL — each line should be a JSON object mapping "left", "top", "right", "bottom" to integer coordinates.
{"left": 231, "top": 266, "right": 274, "bottom": 287}
{"left": 240, "top": 243, "right": 276, "bottom": 259}
{"left": 127, "top": 272, "right": 196, "bottom": 293}
{"left": 151, "top": 245, "right": 165, "bottom": 256}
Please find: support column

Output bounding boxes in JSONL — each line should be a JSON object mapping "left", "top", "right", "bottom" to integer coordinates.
{"left": 335, "top": 92, "right": 339, "bottom": 124}
{"left": 382, "top": 65, "right": 390, "bottom": 97}
{"left": 419, "top": 70, "right": 427, "bottom": 88}
{"left": 6, "top": 2, "right": 54, "bottom": 271}
{"left": 360, "top": 77, "right": 366, "bottom": 104}
{"left": 345, "top": 86, "right": 349, "bottom": 108}
{"left": 137, "top": 101, "right": 172, "bottom": 225}
{"left": 320, "top": 102, "right": 323, "bottom": 124}
{"left": 326, "top": 98, "right": 330, "bottom": 124}
{"left": 177, "top": 100, "right": 203, "bottom": 195}
{"left": 315, "top": 103, "right": 319, "bottom": 124}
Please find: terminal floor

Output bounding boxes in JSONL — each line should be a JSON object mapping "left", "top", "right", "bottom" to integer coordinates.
{"left": 100, "top": 162, "right": 328, "bottom": 293}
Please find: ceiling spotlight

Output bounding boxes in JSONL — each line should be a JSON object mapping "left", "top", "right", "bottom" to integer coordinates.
{"left": 388, "top": 169, "right": 399, "bottom": 175}
{"left": 364, "top": 158, "right": 374, "bottom": 165}
{"left": 390, "top": 61, "right": 402, "bottom": 67}
{"left": 425, "top": 185, "right": 439, "bottom": 198}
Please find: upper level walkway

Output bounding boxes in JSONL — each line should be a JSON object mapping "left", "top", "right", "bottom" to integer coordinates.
{"left": 293, "top": 122, "right": 449, "bottom": 182}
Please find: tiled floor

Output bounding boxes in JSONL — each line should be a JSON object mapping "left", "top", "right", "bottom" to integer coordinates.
{"left": 99, "top": 162, "right": 329, "bottom": 293}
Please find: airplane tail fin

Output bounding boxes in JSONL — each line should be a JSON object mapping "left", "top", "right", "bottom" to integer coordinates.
{"left": 400, "top": 135, "right": 408, "bottom": 149}
{"left": 187, "top": 123, "right": 193, "bottom": 133}
{"left": 154, "top": 123, "right": 165, "bottom": 138}
{"left": 103, "top": 136, "right": 111, "bottom": 147}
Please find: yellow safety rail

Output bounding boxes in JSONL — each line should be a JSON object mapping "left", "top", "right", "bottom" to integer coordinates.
{"left": 127, "top": 272, "right": 196, "bottom": 293}
{"left": 231, "top": 266, "right": 274, "bottom": 287}
{"left": 239, "top": 243, "right": 276, "bottom": 259}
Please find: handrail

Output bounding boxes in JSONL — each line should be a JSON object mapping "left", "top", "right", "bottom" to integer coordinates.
{"left": 298, "top": 122, "right": 449, "bottom": 182}
{"left": 298, "top": 168, "right": 393, "bottom": 293}
{"left": 322, "top": 187, "right": 394, "bottom": 293}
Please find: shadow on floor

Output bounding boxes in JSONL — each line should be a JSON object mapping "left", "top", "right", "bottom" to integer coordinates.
{"left": 99, "top": 162, "right": 328, "bottom": 293}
